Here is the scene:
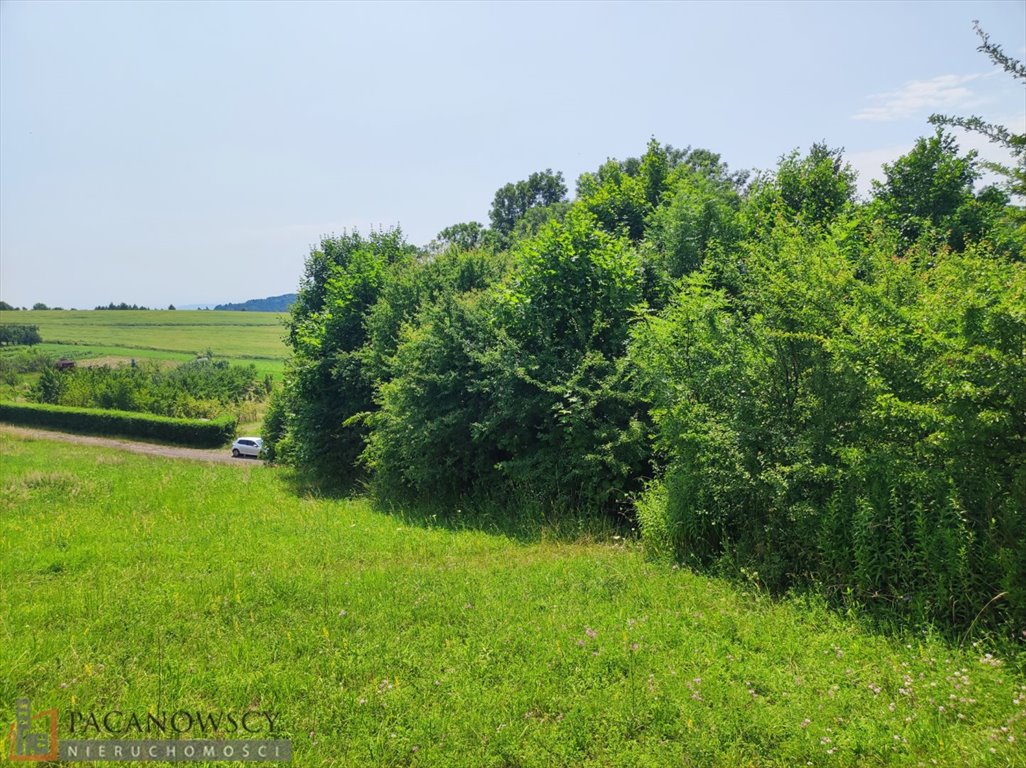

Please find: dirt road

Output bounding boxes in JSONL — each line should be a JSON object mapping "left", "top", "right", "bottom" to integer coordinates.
{"left": 0, "top": 425, "right": 262, "bottom": 466}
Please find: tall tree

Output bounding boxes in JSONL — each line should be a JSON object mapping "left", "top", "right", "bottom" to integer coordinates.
{"left": 488, "top": 170, "right": 568, "bottom": 238}
{"left": 871, "top": 129, "right": 982, "bottom": 251}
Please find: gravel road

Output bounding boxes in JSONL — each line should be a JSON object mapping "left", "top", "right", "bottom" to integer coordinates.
{"left": 0, "top": 425, "right": 262, "bottom": 466}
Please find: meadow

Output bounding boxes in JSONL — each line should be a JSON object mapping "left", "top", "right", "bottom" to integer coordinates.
{"left": 1, "top": 432, "right": 1024, "bottom": 767}
{"left": 0, "top": 310, "right": 288, "bottom": 376}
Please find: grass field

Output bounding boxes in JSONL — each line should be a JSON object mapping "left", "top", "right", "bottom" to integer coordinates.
{"left": 2, "top": 433, "right": 1024, "bottom": 767}
{"left": 0, "top": 310, "right": 288, "bottom": 371}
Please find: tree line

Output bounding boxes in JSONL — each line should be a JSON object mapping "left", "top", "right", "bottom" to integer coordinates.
{"left": 265, "top": 30, "right": 1024, "bottom": 637}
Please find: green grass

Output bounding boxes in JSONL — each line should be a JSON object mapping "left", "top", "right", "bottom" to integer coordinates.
{"left": 0, "top": 310, "right": 288, "bottom": 363}
{"left": 16, "top": 343, "right": 285, "bottom": 379}
{"left": 2, "top": 434, "right": 1024, "bottom": 766}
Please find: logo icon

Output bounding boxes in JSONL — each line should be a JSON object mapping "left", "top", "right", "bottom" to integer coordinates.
{"left": 7, "top": 698, "right": 58, "bottom": 762}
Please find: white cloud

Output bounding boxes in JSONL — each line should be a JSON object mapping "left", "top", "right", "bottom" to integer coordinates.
{"left": 853, "top": 74, "right": 987, "bottom": 122}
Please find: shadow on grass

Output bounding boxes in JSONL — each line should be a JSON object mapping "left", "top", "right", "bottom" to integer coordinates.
{"left": 273, "top": 466, "right": 1026, "bottom": 662}
{"left": 277, "top": 465, "right": 633, "bottom": 545}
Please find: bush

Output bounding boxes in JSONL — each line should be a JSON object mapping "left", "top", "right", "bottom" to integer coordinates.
{"left": 365, "top": 291, "right": 502, "bottom": 498}
{"left": 0, "top": 324, "right": 42, "bottom": 346}
{"left": 30, "top": 358, "right": 266, "bottom": 419}
{"left": 0, "top": 402, "right": 236, "bottom": 447}
{"left": 631, "top": 229, "right": 1026, "bottom": 634}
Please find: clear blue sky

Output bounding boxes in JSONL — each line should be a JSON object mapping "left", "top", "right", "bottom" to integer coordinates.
{"left": 1, "top": 0, "right": 1023, "bottom": 308}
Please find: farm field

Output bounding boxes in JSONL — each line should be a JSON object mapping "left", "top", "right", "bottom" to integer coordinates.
{"left": 0, "top": 310, "right": 288, "bottom": 371}
{"left": 2, "top": 433, "right": 1024, "bottom": 767}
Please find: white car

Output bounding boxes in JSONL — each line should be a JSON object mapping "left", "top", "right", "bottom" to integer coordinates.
{"left": 231, "top": 437, "right": 263, "bottom": 459}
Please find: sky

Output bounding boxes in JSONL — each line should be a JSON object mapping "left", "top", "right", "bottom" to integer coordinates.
{"left": 1, "top": 0, "right": 1024, "bottom": 309}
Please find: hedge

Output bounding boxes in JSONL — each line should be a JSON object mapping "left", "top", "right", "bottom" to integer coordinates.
{"left": 0, "top": 402, "right": 237, "bottom": 448}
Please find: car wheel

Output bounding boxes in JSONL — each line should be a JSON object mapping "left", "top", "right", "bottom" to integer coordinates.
{"left": 232, "top": 448, "right": 240, "bottom": 457}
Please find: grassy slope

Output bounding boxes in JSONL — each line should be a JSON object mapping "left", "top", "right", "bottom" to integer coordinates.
{"left": 1, "top": 434, "right": 1023, "bottom": 767}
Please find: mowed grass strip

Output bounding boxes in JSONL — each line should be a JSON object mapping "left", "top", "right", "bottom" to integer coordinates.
{"left": 0, "top": 310, "right": 288, "bottom": 361}
{"left": 1, "top": 434, "right": 1023, "bottom": 767}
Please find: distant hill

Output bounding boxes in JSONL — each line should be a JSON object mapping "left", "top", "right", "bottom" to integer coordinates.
{"left": 213, "top": 294, "right": 296, "bottom": 312}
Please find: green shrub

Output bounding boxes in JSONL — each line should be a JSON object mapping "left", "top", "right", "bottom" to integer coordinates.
{"left": 365, "top": 291, "right": 502, "bottom": 498}
{"left": 30, "top": 358, "right": 265, "bottom": 419}
{"left": 0, "top": 402, "right": 236, "bottom": 447}
{"left": 0, "top": 324, "right": 42, "bottom": 345}
{"left": 631, "top": 231, "right": 1026, "bottom": 634}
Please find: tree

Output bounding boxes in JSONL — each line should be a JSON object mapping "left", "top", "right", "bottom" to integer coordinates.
{"left": 0, "top": 301, "right": 14, "bottom": 311}
{"left": 32, "top": 302, "right": 49, "bottom": 311}
{"left": 274, "top": 227, "right": 418, "bottom": 481}
{"left": 431, "top": 221, "right": 486, "bottom": 253}
{"left": 739, "top": 144, "right": 857, "bottom": 241}
{"left": 488, "top": 170, "right": 568, "bottom": 238}
{"left": 645, "top": 165, "right": 743, "bottom": 284}
{"left": 168, "top": 304, "right": 176, "bottom": 310}
{"left": 34, "top": 364, "right": 67, "bottom": 403}
{"left": 870, "top": 129, "right": 983, "bottom": 251}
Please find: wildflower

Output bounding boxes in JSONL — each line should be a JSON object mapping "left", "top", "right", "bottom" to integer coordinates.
{"left": 630, "top": 643, "right": 639, "bottom": 652}
{"left": 585, "top": 627, "right": 597, "bottom": 639}
{"left": 800, "top": 719, "right": 811, "bottom": 729}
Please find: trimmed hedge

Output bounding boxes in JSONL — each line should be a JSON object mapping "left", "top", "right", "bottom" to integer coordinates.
{"left": 0, "top": 402, "right": 236, "bottom": 448}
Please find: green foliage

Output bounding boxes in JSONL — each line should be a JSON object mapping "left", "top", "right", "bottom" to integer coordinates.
{"left": 576, "top": 159, "right": 650, "bottom": 241}
{"left": 488, "top": 169, "right": 568, "bottom": 239}
{"left": 29, "top": 358, "right": 266, "bottom": 419}
{"left": 430, "top": 221, "right": 487, "bottom": 253}
{"left": 272, "top": 134, "right": 1024, "bottom": 637}
{"left": 741, "top": 143, "right": 857, "bottom": 237}
{"left": 0, "top": 324, "right": 42, "bottom": 345}
{"left": 0, "top": 348, "right": 54, "bottom": 383}
{"left": 632, "top": 227, "right": 1026, "bottom": 634}
{"left": 95, "top": 302, "right": 151, "bottom": 310}
{"left": 280, "top": 228, "right": 418, "bottom": 481}
{"left": 35, "top": 364, "right": 68, "bottom": 404}
{"left": 479, "top": 208, "right": 650, "bottom": 509}
{"left": 870, "top": 129, "right": 985, "bottom": 252}
{"left": 365, "top": 290, "right": 501, "bottom": 498}
{"left": 0, "top": 401, "right": 236, "bottom": 446}
{"left": 645, "top": 164, "right": 743, "bottom": 289}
